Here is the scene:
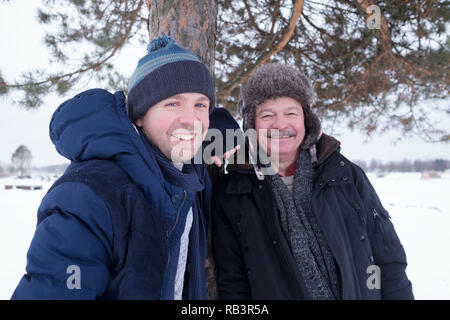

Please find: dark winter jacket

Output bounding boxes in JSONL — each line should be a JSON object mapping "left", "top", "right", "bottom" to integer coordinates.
{"left": 212, "top": 134, "right": 414, "bottom": 300}
{"left": 11, "top": 89, "right": 211, "bottom": 300}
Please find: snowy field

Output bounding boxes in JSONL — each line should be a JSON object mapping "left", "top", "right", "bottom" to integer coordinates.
{"left": 0, "top": 172, "right": 449, "bottom": 300}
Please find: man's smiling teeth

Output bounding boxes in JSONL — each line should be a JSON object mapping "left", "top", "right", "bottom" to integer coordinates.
{"left": 269, "top": 134, "right": 295, "bottom": 138}
{"left": 172, "top": 134, "right": 195, "bottom": 141}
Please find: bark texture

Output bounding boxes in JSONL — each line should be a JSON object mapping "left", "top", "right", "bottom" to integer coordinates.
{"left": 147, "top": 0, "right": 219, "bottom": 299}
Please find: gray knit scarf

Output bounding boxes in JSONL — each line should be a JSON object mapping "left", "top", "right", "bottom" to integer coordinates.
{"left": 267, "top": 150, "right": 340, "bottom": 300}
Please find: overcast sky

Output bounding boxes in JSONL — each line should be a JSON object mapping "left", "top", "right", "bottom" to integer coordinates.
{"left": 1, "top": 0, "right": 449, "bottom": 167}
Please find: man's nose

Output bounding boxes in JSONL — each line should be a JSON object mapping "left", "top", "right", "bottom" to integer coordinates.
{"left": 270, "top": 114, "right": 289, "bottom": 130}
{"left": 178, "top": 105, "right": 199, "bottom": 129}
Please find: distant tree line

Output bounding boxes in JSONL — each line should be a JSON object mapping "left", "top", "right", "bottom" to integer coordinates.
{"left": 0, "top": 144, "right": 70, "bottom": 179}
{"left": 1, "top": 156, "right": 448, "bottom": 178}
{"left": 354, "top": 158, "right": 450, "bottom": 173}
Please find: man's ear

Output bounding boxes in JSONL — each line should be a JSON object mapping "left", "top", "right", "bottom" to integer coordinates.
{"left": 136, "top": 118, "right": 143, "bottom": 127}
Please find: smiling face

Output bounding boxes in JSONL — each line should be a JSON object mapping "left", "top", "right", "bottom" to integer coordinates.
{"left": 136, "top": 92, "right": 210, "bottom": 164}
{"left": 254, "top": 96, "right": 305, "bottom": 165}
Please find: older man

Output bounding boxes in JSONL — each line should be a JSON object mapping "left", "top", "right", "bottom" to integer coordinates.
{"left": 212, "top": 63, "right": 414, "bottom": 300}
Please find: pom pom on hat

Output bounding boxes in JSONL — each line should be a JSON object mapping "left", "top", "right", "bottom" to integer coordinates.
{"left": 127, "top": 36, "right": 215, "bottom": 123}
{"left": 147, "top": 35, "right": 172, "bottom": 52}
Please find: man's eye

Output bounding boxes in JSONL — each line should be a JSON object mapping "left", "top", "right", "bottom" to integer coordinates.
{"left": 261, "top": 114, "right": 272, "bottom": 119}
{"left": 166, "top": 102, "right": 178, "bottom": 107}
{"left": 195, "top": 103, "right": 208, "bottom": 108}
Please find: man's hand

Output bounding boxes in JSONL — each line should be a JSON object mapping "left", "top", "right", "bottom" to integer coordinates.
{"left": 211, "top": 145, "right": 241, "bottom": 167}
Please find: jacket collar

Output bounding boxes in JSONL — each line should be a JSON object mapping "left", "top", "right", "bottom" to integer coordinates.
{"left": 225, "top": 141, "right": 352, "bottom": 199}
{"left": 315, "top": 133, "right": 341, "bottom": 166}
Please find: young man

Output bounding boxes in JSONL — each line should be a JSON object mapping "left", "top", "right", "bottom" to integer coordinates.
{"left": 212, "top": 63, "right": 414, "bottom": 300}
{"left": 12, "top": 36, "right": 216, "bottom": 299}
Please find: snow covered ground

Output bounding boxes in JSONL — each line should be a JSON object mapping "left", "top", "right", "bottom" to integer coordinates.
{"left": 0, "top": 172, "right": 449, "bottom": 300}
{"left": 367, "top": 171, "right": 450, "bottom": 300}
{"left": 0, "top": 177, "right": 56, "bottom": 300}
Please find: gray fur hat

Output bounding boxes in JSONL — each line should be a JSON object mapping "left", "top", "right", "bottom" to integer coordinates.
{"left": 238, "top": 62, "right": 322, "bottom": 150}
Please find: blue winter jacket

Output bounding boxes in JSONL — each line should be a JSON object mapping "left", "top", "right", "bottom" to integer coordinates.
{"left": 11, "top": 89, "right": 211, "bottom": 299}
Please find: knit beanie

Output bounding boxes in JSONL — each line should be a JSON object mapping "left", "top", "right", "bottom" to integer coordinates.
{"left": 238, "top": 63, "right": 321, "bottom": 150}
{"left": 127, "top": 35, "right": 215, "bottom": 123}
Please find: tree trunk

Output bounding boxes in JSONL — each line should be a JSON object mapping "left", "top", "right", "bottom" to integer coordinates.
{"left": 146, "top": 0, "right": 217, "bottom": 74}
{"left": 146, "top": 0, "right": 219, "bottom": 300}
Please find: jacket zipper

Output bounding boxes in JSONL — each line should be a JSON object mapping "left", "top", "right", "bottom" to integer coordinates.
{"left": 354, "top": 203, "right": 366, "bottom": 226}
{"left": 169, "top": 190, "right": 187, "bottom": 236}
{"left": 161, "top": 253, "right": 171, "bottom": 299}
{"left": 236, "top": 213, "right": 242, "bottom": 233}
{"left": 162, "top": 190, "right": 187, "bottom": 299}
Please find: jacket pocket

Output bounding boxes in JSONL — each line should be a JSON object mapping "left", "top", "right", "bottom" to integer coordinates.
{"left": 372, "top": 207, "right": 394, "bottom": 252}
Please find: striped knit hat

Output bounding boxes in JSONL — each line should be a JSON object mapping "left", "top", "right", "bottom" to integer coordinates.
{"left": 127, "top": 35, "right": 215, "bottom": 123}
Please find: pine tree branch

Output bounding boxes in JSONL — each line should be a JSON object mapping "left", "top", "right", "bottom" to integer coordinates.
{"left": 325, "top": 51, "right": 387, "bottom": 110}
{"left": 352, "top": 0, "right": 393, "bottom": 51}
{"left": 3, "top": 0, "right": 144, "bottom": 95}
{"left": 217, "top": 0, "right": 305, "bottom": 105}
{"left": 242, "top": 0, "right": 269, "bottom": 36}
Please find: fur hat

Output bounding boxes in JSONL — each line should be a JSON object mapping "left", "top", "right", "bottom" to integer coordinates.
{"left": 238, "top": 62, "right": 322, "bottom": 150}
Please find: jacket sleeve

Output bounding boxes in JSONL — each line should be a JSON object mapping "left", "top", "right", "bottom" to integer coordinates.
{"left": 212, "top": 184, "right": 251, "bottom": 300}
{"left": 11, "top": 182, "right": 114, "bottom": 300}
{"left": 354, "top": 166, "right": 414, "bottom": 300}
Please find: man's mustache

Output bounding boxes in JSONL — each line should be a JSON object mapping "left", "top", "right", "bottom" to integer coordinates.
{"left": 265, "top": 129, "right": 297, "bottom": 138}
